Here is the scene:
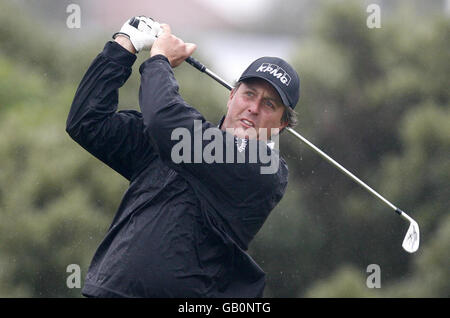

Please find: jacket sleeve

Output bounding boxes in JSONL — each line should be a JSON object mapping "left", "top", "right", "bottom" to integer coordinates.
{"left": 66, "top": 41, "right": 154, "bottom": 181}
{"left": 138, "top": 56, "right": 288, "bottom": 248}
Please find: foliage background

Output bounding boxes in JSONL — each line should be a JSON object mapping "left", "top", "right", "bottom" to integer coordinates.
{"left": 0, "top": 0, "right": 448, "bottom": 297}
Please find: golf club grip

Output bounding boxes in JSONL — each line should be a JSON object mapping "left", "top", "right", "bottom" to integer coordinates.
{"left": 186, "top": 57, "right": 206, "bottom": 72}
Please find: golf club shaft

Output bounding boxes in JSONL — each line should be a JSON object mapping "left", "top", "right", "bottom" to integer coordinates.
{"left": 184, "top": 56, "right": 410, "bottom": 222}
{"left": 186, "top": 57, "right": 233, "bottom": 90}
{"left": 284, "top": 127, "right": 404, "bottom": 215}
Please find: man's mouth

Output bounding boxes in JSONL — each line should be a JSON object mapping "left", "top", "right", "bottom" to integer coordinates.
{"left": 240, "top": 118, "right": 255, "bottom": 128}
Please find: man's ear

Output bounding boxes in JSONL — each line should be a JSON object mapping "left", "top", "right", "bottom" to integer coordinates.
{"left": 230, "top": 87, "right": 237, "bottom": 99}
{"left": 278, "top": 121, "right": 289, "bottom": 134}
{"left": 227, "top": 87, "right": 237, "bottom": 109}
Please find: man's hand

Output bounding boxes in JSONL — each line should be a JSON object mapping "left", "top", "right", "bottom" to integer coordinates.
{"left": 113, "top": 16, "right": 162, "bottom": 53}
{"left": 150, "top": 24, "right": 197, "bottom": 68}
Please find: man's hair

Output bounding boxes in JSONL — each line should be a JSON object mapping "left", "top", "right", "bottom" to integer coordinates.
{"left": 281, "top": 103, "right": 298, "bottom": 128}
{"left": 233, "top": 80, "right": 298, "bottom": 128}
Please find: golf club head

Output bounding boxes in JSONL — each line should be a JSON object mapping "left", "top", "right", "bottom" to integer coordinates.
{"left": 402, "top": 220, "right": 420, "bottom": 253}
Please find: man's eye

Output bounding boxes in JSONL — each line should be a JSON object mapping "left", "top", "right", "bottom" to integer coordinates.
{"left": 245, "top": 91, "right": 254, "bottom": 97}
{"left": 265, "top": 101, "right": 275, "bottom": 109}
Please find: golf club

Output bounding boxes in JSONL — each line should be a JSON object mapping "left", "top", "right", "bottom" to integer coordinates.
{"left": 185, "top": 56, "right": 420, "bottom": 253}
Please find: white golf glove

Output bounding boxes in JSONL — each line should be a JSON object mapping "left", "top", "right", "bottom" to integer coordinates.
{"left": 113, "top": 16, "right": 162, "bottom": 53}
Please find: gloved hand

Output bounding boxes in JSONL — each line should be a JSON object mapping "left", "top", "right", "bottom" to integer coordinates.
{"left": 113, "top": 16, "right": 162, "bottom": 53}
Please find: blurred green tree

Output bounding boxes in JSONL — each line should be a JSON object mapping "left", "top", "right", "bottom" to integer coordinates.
{"left": 0, "top": 0, "right": 229, "bottom": 297}
{"left": 250, "top": 1, "right": 449, "bottom": 297}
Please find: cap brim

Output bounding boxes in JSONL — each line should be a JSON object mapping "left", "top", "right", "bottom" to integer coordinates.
{"left": 239, "top": 75, "right": 291, "bottom": 109}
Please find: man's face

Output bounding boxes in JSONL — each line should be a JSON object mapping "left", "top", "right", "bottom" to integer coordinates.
{"left": 221, "top": 78, "right": 288, "bottom": 140}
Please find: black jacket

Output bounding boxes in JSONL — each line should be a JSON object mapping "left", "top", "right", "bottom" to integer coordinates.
{"left": 66, "top": 41, "right": 288, "bottom": 297}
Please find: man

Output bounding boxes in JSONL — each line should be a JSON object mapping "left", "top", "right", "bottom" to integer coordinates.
{"left": 66, "top": 16, "right": 300, "bottom": 297}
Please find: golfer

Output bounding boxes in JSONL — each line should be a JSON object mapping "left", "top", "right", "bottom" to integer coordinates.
{"left": 66, "top": 17, "right": 300, "bottom": 297}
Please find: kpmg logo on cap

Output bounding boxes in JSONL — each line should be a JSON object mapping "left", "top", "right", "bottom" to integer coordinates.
{"left": 256, "top": 63, "right": 291, "bottom": 86}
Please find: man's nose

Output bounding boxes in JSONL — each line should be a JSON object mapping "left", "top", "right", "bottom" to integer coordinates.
{"left": 247, "top": 100, "right": 260, "bottom": 114}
